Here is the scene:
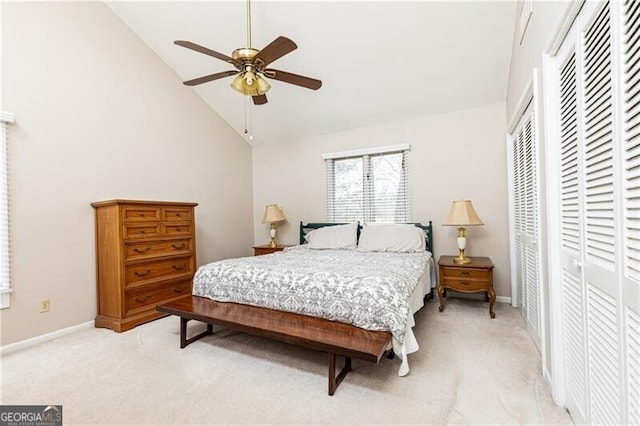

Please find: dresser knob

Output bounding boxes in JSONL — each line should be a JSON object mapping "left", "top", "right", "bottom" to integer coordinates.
{"left": 133, "top": 246, "right": 151, "bottom": 254}
{"left": 172, "top": 243, "right": 186, "bottom": 249}
{"left": 461, "top": 281, "right": 470, "bottom": 286}
{"left": 172, "top": 264, "right": 186, "bottom": 271}
{"left": 174, "top": 287, "right": 187, "bottom": 294}
{"left": 460, "top": 271, "right": 470, "bottom": 276}
{"left": 134, "top": 270, "right": 151, "bottom": 277}
{"left": 135, "top": 295, "right": 150, "bottom": 303}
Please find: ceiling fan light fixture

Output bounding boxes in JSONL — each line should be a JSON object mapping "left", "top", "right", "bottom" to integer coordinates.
{"left": 230, "top": 73, "right": 246, "bottom": 93}
{"left": 256, "top": 75, "right": 271, "bottom": 94}
{"left": 230, "top": 70, "right": 271, "bottom": 96}
{"left": 244, "top": 70, "right": 256, "bottom": 86}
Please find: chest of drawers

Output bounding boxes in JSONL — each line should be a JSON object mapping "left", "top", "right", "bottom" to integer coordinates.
{"left": 92, "top": 200, "right": 198, "bottom": 332}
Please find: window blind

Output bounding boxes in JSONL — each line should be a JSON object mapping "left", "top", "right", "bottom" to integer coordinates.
{"left": 326, "top": 147, "right": 410, "bottom": 223}
{"left": 0, "top": 112, "right": 14, "bottom": 309}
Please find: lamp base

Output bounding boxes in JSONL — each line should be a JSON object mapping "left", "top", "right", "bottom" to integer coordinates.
{"left": 453, "top": 249, "right": 471, "bottom": 264}
{"left": 269, "top": 223, "right": 277, "bottom": 247}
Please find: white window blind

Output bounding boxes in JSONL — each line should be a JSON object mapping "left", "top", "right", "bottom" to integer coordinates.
{"left": 0, "top": 112, "right": 15, "bottom": 309}
{"left": 325, "top": 146, "right": 410, "bottom": 223}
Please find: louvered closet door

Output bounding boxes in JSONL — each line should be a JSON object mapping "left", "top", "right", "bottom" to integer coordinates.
{"left": 554, "top": 1, "right": 637, "bottom": 423}
{"left": 581, "top": 5, "right": 622, "bottom": 423}
{"left": 557, "top": 47, "right": 588, "bottom": 424}
{"left": 622, "top": 0, "right": 640, "bottom": 422}
{"left": 510, "top": 103, "right": 542, "bottom": 349}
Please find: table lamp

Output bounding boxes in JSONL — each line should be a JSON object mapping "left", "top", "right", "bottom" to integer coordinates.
{"left": 262, "top": 204, "right": 286, "bottom": 247}
{"left": 443, "top": 200, "right": 483, "bottom": 264}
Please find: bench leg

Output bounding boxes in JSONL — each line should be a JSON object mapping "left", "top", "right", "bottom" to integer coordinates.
{"left": 328, "top": 353, "right": 352, "bottom": 396}
{"left": 180, "top": 318, "right": 213, "bottom": 349}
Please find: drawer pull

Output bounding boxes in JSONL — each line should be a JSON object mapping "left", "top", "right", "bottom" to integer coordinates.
{"left": 172, "top": 264, "right": 186, "bottom": 271}
{"left": 138, "top": 213, "right": 144, "bottom": 217}
{"left": 172, "top": 243, "right": 186, "bottom": 250}
{"left": 135, "top": 295, "right": 151, "bottom": 303}
{"left": 461, "top": 281, "right": 470, "bottom": 286}
{"left": 175, "top": 228, "right": 182, "bottom": 232}
{"left": 140, "top": 229, "right": 146, "bottom": 234}
{"left": 134, "top": 270, "right": 151, "bottom": 277}
{"left": 174, "top": 287, "right": 187, "bottom": 294}
{"left": 133, "top": 246, "right": 151, "bottom": 254}
{"left": 176, "top": 213, "right": 181, "bottom": 217}
{"left": 460, "top": 271, "right": 470, "bottom": 276}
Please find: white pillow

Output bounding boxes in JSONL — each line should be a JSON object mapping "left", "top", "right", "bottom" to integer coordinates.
{"left": 305, "top": 223, "right": 358, "bottom": 249}
{"left": 358, "top": 224, "right": 426, "bottom": 253}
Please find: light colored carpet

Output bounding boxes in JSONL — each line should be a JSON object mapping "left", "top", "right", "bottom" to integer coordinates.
{"left": 1, "top": 298, "right": 572, "bottom": 425}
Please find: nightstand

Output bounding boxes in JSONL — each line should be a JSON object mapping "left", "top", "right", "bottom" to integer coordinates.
{"left": 253, "top": 244, "right": 290, "bottom": 256}
{"left": 437, "top": 255, "right": 496, "bottom": 318}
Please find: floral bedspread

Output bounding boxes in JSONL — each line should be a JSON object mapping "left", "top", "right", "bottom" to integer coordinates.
{"left": 192, "top": 246, "right": 429, "bottom": 342}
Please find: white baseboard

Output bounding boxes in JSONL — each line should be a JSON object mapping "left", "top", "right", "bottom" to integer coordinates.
{"left": 1, "top": 320, "right": 94, "bottom": 356}
{"left": 496, "top": 295, "right": 512, "bottom": 304}
{"left": 445, "top": 291, "right": 512, "bottom": 304}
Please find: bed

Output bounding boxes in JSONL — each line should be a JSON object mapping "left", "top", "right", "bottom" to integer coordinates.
{"left": 158, "top": 221, "right": 434, "bottom": 395}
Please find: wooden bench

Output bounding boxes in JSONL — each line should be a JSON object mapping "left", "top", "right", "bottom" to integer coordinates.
{"left": 157, "top": 296, "right": 392, "bottom": 395}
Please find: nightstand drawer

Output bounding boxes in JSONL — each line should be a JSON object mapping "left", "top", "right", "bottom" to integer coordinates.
{"left": 441, "top": 277, "right": 489, "bottom": 292}
{"left": 441, "top": 267, "right": 491, "bottom": 280}
{"left": 253, "top": 245, "right": 289, "bottom": 256}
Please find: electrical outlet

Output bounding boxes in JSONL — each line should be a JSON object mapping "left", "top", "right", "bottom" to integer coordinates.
{"left": 39, "top": 298, "right": 50, "bottom": 313}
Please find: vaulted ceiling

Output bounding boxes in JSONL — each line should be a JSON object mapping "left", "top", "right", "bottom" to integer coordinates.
{"left": 107, "top": 1, "right": 517, "bottom": 145}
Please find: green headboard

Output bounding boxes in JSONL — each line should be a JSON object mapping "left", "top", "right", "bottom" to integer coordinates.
{"left": 299, "top": 221, "right": 434, "bottom": 254}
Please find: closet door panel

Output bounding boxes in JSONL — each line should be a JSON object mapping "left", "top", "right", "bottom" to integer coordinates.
{"left": 623, "top": 0, "right": 640, "bottom": 422}
{"left": 558, "top": 47, "right": 588, "bottom": 422}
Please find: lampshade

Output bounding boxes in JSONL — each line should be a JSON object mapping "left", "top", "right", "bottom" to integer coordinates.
{"left": 256, "top": 75, "right": 271, "bottom": 94}
{"left": 262, "top": 204, "right": 286, "bottom": 224}
{"left": 443, "top": 200, "right": 484, "bottom": 226}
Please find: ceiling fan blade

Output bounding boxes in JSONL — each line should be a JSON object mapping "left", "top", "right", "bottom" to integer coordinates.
{"left": 183, "top": 70, "right": 238, "bottom": 86}
{"left": 265, "top": 69, "right": 322, "bottom": 90}
{"left": 174, "top": 40, "right": 239, "bottom": 66}
{"left": 253, "top": 36, "right": 297, "bottom": 67}
{"left": 252, "top": 94, "right": 268, "bottom": 105}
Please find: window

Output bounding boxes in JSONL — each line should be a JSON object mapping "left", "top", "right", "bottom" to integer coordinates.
{"left": 0, "top": 112, "right": 14, "bottom": 309}
{"left": 324, "top": 144, "right": 410, "bottom": 223}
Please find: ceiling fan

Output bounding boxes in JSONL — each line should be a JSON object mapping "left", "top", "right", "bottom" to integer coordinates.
{"left": 174, "top": 0, "right": 322, "bottom": 106}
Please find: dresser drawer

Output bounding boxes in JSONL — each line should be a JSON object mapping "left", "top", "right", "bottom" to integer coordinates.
{"left": 122, "top": 206, "right": 161, "bottom": 222}
{"left": 162, "top": 222, "right": 193, "bottom": 237}
{"left": 163, "top": 207, "right": 193, "bottom": 221}
{"left": 441, "top": 267, "right": 491, "bottom": 280}
{"left": 125, "top": 239, "right": 193, "bottom": 261}
{"left": 441, "top": 277, "right": 489, "bottom": 292}
{"left": 125, "top": 280, "right": 191, "bottom": 314}
{"left": 124, "top": 223, "right": 160, "bottom": 239}
{"left": 125, "top": 256, "right": 194, "bottom": 286}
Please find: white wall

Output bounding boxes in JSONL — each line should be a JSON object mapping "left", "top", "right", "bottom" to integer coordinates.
{"left": 252, "top": 102, "right": 511, "bottom": 298}
{"left": 0, "top": 2, "right": 254, "bottom": 345}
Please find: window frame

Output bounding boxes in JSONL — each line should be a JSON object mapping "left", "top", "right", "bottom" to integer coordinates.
{"left": 324, "top": 144, "right": 411, "bottom": 224}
